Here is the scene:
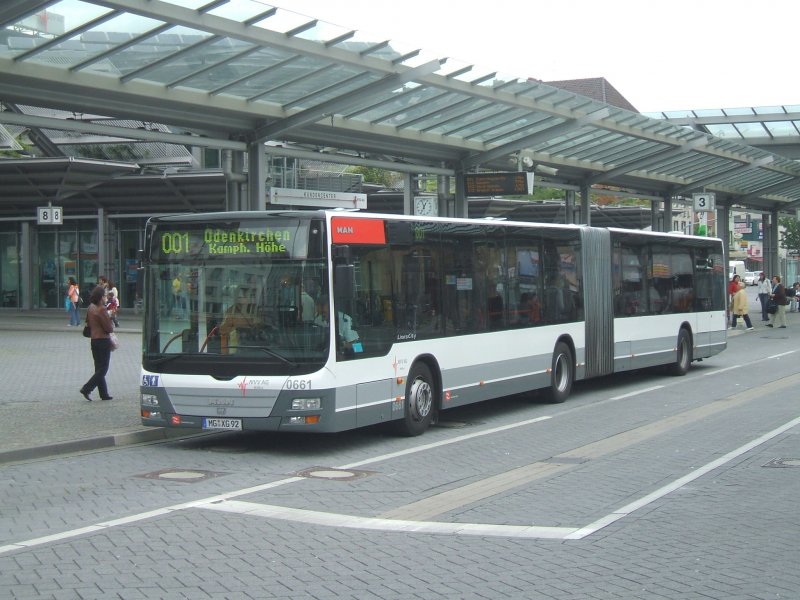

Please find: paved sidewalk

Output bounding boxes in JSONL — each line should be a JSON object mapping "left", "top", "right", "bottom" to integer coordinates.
{"left": 0, "top": 308, "right": 175, "bottom": 464}
{"left": 0, "top": 303, "right": 760, "bottom": 465}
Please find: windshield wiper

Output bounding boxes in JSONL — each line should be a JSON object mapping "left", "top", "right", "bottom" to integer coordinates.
{"left": 225, "top": 345, "right": 298, "bottom": 368}
{"left": 148, "top": 351, "right": 223, "bottom": 365}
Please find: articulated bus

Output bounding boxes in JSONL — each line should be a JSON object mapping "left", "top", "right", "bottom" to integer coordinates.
{"left": 140, "top": 210, "right": 727, "bottom": 436}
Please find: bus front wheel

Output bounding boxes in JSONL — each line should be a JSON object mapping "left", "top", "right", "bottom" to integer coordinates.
{"left": 544, "top": 341, "right": 573, "bottom": 404}
{"left": 395, "top": 362, "right": 435, "bottom": 436}
{"left": 669, "top": 328, "right": 692, "bottom": 376}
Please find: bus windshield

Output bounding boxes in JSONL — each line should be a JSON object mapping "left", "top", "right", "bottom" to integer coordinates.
{"left": 142, "top": 216, "right": 329, "bottom": 375}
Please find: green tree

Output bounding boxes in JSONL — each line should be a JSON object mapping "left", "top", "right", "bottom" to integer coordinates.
{"left": 346, "top": 166, "right": 399, "bottom": 188}
{"left": 779, "top": 217, "right": 800, "bottom": 254}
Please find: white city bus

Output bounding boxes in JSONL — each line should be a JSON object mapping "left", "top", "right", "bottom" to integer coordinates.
{"left": 140, "top": 210, "right": 727, "bottom": 436}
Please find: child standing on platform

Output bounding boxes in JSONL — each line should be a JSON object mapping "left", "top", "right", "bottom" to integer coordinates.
{"left": 106, "top": 290, "right": 120, "bottom": 328}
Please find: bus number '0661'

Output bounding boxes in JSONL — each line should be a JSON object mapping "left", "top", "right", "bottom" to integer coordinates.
{"left": 285, "top": 379, "right": 312, "bottom": 390}
{"left": 161, "top": 232, "right": 190, "bottom": 255}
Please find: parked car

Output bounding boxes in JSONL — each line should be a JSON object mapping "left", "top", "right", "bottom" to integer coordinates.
{"left": 744, "top": 271, "right": 758, "bottom": 286}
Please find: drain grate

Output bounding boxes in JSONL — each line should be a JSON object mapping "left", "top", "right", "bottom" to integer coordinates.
{"left": 762, "top": 458, "right": 800, "bottom": 468}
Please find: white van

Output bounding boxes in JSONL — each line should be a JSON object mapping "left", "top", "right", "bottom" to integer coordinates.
{"left": 728, "top": 260, "right": 746, "bottom": 280}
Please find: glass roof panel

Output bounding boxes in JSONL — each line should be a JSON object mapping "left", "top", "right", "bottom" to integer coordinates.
{"left": 147, "top": 37, "right": 256, "bottom": 87}
{"left": 693, "top": 109, "right": 725, "bottom": 117}
{"left": 397, "top": 94, "right": 464, "bottom": 129}
{"left": 273, "top": 65, "right": 374, "bottom": 109}
{"left": 457, "top": 111, "right": 541, "bottom": 142}
{"left": 361, "top": 86, "right": 446, "bottom": 125}
{"left": 421, "top": 99, "right": 491, "bottom": 134}
{"left": 203, "top": 0, "right": 277, "bottom": 20}
{"left": 293, "top": 20, "right": 354, "bottom": 45}
{"left": 753, "top": 105, "right": 785, "bottom": 115}
{"left": 734, "top": 122, "right": 768, "bottom": 138}
{"left": 248, "top": 7, "right": 316, "bottom": 35}
{"left": 474, "top": 115, "right": 551, "bottom": 145}
{"left": 104, "top": 26, "right": 224, "bottom": 78}
{"left": 158, "top": 0, "right": 209, "bottom": 9}
{"left": 1, "top": 1, "right": 112, "bottom": 59}
{"left": 660, "top": 110, "right": 696, "bottom": 119}
{"left": 568, "top": 133, "right": 627, "bottom": 161}
{"left": 705, "top": 124, "right": 740, "bottom": 139}
{"left": 763, "top": 121, "right": 799, "bottom": 137}
{"left": 785, "top": 105, "right": 800, "bottom": 112}
{"left": 212, "top": 53, "right": 326, "bottom": 99}
{"left": 722, "top": 107, "right": 755, "bottom": 116}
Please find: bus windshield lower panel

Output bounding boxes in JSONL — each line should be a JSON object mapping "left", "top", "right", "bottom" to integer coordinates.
{"left": 143, "top": 260, "right": 329, "bottom": 375}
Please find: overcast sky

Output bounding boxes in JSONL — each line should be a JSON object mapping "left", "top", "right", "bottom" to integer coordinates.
{"left": 274, "top": 0, "right": 800, "bottom": 113}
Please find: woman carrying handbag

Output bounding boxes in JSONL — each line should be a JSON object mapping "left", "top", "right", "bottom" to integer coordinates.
{"left": 80, "top": 285, "right": 115, "bottom": 401}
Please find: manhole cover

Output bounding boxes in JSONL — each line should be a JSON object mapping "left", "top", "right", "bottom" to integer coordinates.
{"left": 294, "top": 466, "right": 374, "bottom": 481}
{"left": 763, "top": 458, "right": 800, "bottom": 468}
{"left": 137, "top": 468, "right": 227, "bottom": 482}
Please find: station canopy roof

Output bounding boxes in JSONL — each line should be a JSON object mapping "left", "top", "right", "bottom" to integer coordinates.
{"left": 2, "top": 0, "right": 800, "bottom": 218}
{"left": 645, "top": 105, "right": 800, "bottom": 160}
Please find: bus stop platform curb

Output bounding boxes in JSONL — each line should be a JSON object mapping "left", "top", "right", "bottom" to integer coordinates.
{"left": 0, "top": 428, "right": 170, "bottom": 465}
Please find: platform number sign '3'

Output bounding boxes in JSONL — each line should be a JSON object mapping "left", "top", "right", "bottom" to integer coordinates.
{"left": 37, "top": 206, "right": 63, "bottom": 225}
{"left": 692, "top": 193, "right": 715, "bottom": 213}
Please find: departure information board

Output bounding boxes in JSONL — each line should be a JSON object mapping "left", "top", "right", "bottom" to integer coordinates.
{"left": 464, "top": 172, "right": 531, "bottom": 197}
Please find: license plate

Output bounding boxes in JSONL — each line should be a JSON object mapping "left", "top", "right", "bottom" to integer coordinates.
{"left": 202, "top": 417, "right": 242, "bottom": 430}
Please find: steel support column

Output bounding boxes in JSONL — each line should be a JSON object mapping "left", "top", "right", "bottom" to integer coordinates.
{"left": 650, "top": 198, "right": 661, "bottom": 231}
{"left": 663, "top": 194, "right": 673, "bottom": 232}
{"left": 770, "top": 208, "right": 781, "bottom": 279}
{"left": 454, "top": 170, "right": 467, "bottom": 218}
{"left": 579, "top": 184, "right": 590, "bottom": 225}
{"left": 564, "top": 190, "right": 575, "bottom": 224}
{"left": 21, "top": 221, "right": 31, "bottom": 310}
{"left": 718, "top": 202, "right": 730, "bottom": 272}
{"left": 247, "top": 141, "right": 265, "bottom": 211}
{"left": 403, "top": 173, "right": 413, "bottom": 215}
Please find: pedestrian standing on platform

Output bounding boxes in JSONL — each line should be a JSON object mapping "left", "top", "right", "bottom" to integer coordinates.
{"left": 731, "top": 281, "right": 754, "bottom": 330}
{"left": 66, "top": 276, "right": 80, "bottom": 326}
{"left": 767, "top": 275, "right": 788, "bottom": 329}
{"left": 757, "top": 272, "right": 771, "bottom": 321}
{"left": 80, "top": 285, "right": 114, "bottom": 402}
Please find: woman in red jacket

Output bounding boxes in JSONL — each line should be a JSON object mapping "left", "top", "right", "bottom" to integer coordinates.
{"left": 728, "top": 274, "right": 741, "bottom": 326}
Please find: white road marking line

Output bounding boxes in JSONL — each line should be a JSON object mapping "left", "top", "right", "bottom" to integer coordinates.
{"left": 565, "top": 414, "right": 800, "bottom": 539}
{"left": 200, "top": 499, "right": 578, "bottom": 540}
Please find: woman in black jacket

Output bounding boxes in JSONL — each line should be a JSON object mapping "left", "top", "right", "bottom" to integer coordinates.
{"left": 767, "top": 275, "right": 788, "bottom": 329}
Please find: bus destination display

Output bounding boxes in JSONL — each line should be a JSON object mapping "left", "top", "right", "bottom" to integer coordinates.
{"left": 153, "top": 222, "right": 307, "bottom": 260}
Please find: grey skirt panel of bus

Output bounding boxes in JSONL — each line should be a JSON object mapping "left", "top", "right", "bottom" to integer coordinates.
{"left": 581, "top": 227, "right": 614, "bottom": 378}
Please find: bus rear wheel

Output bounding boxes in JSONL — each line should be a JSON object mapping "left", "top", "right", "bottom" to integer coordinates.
{"left": 544, "top": 341, "right": 573, "bottom": 404}
{"left": 395, "top": 362, "right": 435, "bottom": 436}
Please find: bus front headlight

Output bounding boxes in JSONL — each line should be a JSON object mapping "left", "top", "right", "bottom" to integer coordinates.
{"left": 141, "top": 393, "right": 159, "bottom": 406}
{"left": 291, "top": 398, "right": 321, "bottom": 410}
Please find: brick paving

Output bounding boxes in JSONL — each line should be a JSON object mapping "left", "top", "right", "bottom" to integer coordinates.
{"left": 2, "top": 294, "right": 800, "bottom": 599}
